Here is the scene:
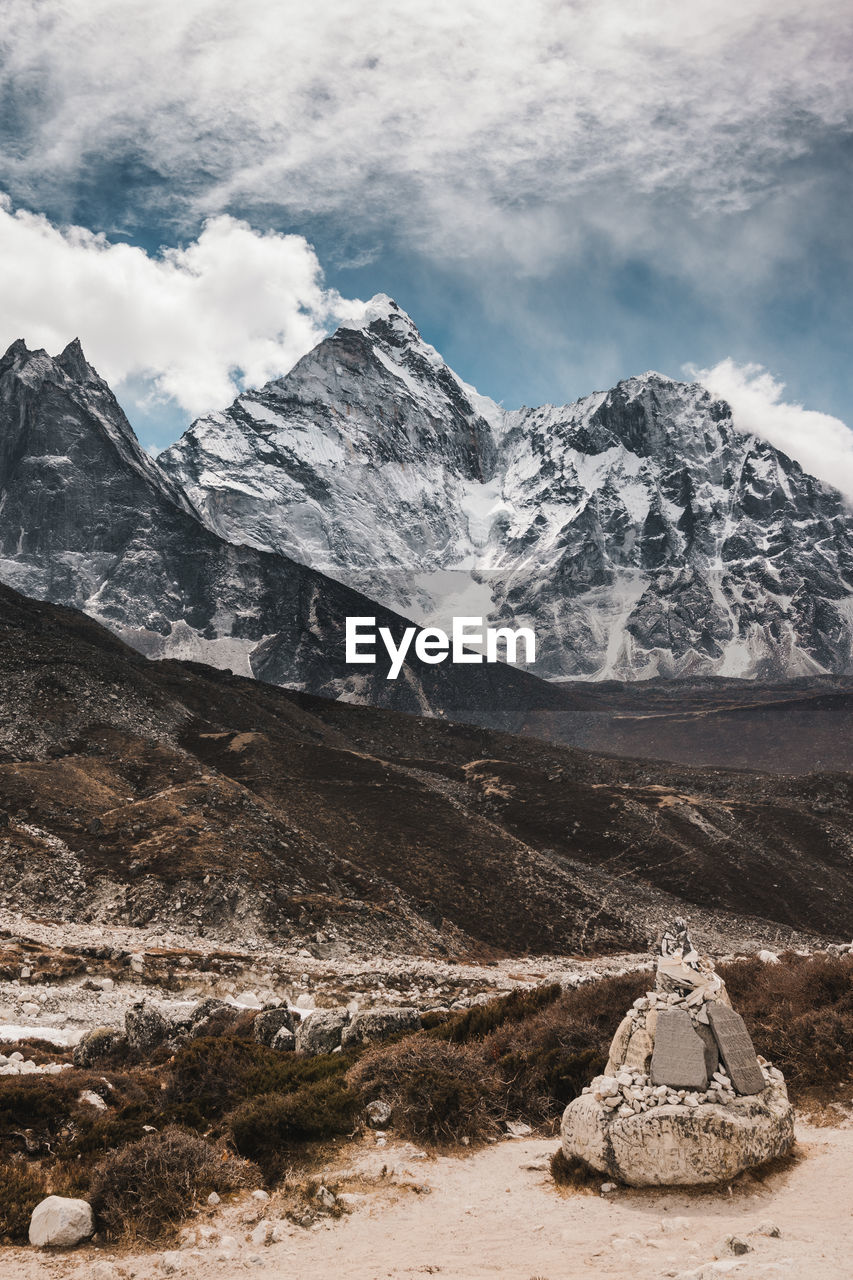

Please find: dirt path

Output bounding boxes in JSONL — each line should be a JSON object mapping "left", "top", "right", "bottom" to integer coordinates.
{"left": 4, "top": 1122, "right": 851, "bottom": 1280}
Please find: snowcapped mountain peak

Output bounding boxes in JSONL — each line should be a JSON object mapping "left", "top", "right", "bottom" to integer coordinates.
{"left": 348, "top": 292, "right": 408, "bottom": 328}
{"left": 158, "top": 310, "right": 853, "bottom": 682}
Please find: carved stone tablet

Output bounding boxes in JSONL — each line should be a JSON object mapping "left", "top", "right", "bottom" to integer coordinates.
{"left": 707, "top": 1003, "right": 765, "bottom": 1095}
{"left": 650, "top": 1009, "right": 709, "bottom": 1090}
{"left": 695, "top": 1022, "right": 720, "bottom": 1078}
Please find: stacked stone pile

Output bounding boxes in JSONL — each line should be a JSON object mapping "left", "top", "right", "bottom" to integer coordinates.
{"left": 585, "top": 1056, "right": 784, "bottom": 1118}
{"left": 561, "top": 919, "right": 794, "bottom": 1186}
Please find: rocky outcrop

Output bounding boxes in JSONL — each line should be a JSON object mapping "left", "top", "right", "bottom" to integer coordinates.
{"left": 295, "top": 1008, "right": 350, "bottom": 1055}
{"left": 29, "top": 1196, "right": 94, "bottom": 1248}
{"left": 253, "top": 1007, "right": 295, "bottom": 1047}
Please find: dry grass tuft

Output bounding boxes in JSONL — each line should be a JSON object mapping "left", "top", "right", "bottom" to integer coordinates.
{"left": 548, "top": 1147, "right": 603, "bottom": 1192}
{"left": 0, "top": 1159, "right": 46, "bottom": 1243}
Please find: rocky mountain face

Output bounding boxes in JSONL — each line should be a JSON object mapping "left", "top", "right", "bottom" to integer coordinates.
{"left": 162, "top": 296, "right": 853, "bottom": 681}
{"left": 1, "top": 581, "right": 851, "bottom": 955}
{"left": 0, "top": 335, "right": 586, "bottom": 729}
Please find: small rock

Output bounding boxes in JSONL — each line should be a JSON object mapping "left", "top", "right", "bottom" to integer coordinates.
{"left": 335, "top": 1192, "right": 364, "bottom": 1211}
{"left": 29, "top": 1196, "right": 95, "bottom": 1248}
{"left": 271, "top": 1025, "right": 296, "bottom": 1052}
{"left": 726, "top": 1236, "right": 752, "bottom": 1256}
{"left": 600, "top": 1181, "right": 617, "bottom": 1194}
{"left": 90, "top": 1262, "right": 121, "bottom": 1280}
{"left": 251, "top": 1189, "right": 270, "bottom": 1202}
{"left": 315, "top": 1185, "right": 336, "bottom": 1210}
{"left": 159, "top": 1251, "right": 182, "bottom": 1274}
{"left": 366, "top": 1099, "right": 393, "bottom": 1128}
{"left": 234, "top": 990, "right": 263, "bottom": 1010}
{"left": 77, "top": 1089, "right": 107, "bottom": 1110}
{"left": 207, "top": 1191, "right": 220, "bottom": 1206}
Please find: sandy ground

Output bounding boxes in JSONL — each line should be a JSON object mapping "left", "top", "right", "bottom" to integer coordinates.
{"left": 3, "top": 1120, "right": 852, "bottom": 1280}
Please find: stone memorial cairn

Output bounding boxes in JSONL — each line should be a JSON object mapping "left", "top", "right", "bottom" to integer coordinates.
{"left": 560, "top": 919, "right": 794, "bottom": 1185}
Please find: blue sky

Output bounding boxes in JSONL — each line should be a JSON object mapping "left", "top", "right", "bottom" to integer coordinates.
{"left": 1, "top": 0, "right": 851, "bottom": 491}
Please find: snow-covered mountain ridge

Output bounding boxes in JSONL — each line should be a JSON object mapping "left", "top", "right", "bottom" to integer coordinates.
{"left": 161, "top": 296, "right": 853, "bottom": 680}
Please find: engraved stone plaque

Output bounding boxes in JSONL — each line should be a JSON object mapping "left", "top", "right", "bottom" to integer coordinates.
{"left": 695, "top": 1022, "right": 720, "bottom": 1078}
{"left": 707, "top": 1003, "right": 765, "bottom": 1095}
{"left": 650, "top": 1009, "right": 709, "bottom": 1090}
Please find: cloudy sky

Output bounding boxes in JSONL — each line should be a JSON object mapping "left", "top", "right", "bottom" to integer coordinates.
{"left": 1, "top": 0, "right": 852, "bottom": 492}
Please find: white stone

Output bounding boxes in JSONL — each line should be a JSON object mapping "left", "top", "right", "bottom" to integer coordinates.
{"left": 78, "top": 1089, "right": 107, "bottom": 1110}
{"left": 28, "top": 1196, "right": 95, "bottom": 1248}
{"left": 250, "top": 1188, "right": 270, "bottom": 1202}
{"left": 207, "top": 1191, "right": 220, "bottom": 1205}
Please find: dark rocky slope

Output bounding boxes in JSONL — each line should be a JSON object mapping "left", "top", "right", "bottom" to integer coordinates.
{"left": 1, "top": 583, "right": 851, "bottom": 956}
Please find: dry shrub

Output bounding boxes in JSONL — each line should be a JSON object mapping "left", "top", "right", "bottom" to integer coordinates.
{"left": 348, "top": 1037, "right": 503, "bottom": 1143}
{"left": 434, "top": 983, "right": 564, "bottom": 1043}
{"left": 228, "top": 1080, "right": 359, "bottom": 1180}
{"left": 719, "top": 952, "right": 853, "bottom": 1094}
{"left": 88, "top": 1125, "right": 260, "bottom": 1243}
{"left": 0, "top": 1159, "right": 46, "bottom": 1242}
{"left": 484, "top": 974, "right": 646, "bottom": 1122}
{"left": 166, "top": 1034, "right": 354, "bottom": 1123}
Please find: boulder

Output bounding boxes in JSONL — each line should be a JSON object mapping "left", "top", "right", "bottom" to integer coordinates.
{"left": 72, "top": 1026, "right": 128, "bottom": 1068}
{"left": 340, "top": 1006, "right": 421, "bottom": 1049}
{"left": 253, "top": 1007, "right": 295, "bottom": 1047}
{"left": 187, "top": 998, "right": 243, "bottom": 1039}
{"left": 29, "top": 1195, "right": 94, "bottom": 1248}
{"left": 125, "top": 1000, "right": 171, "bottom": 1053}
{"left": 295, "top": 1008, "right": 349, "bottom": 1055}
{"left": 561, "top": 1079, "right": 793, "bottom": 1186}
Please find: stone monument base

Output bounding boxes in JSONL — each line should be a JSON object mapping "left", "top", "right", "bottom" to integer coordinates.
{"left": 560, "top": 1078, "right": 793, "bottom": 1186}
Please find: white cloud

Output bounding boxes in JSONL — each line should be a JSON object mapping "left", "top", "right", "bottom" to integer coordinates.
{"left": 693, "top": 358, "right": 853, "bottom": 503}
{"left": 1, "top": 0, "right": 851, "bottom": 271}
{"left": 0, "top": 198, "right": 356, "bottom": 416}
